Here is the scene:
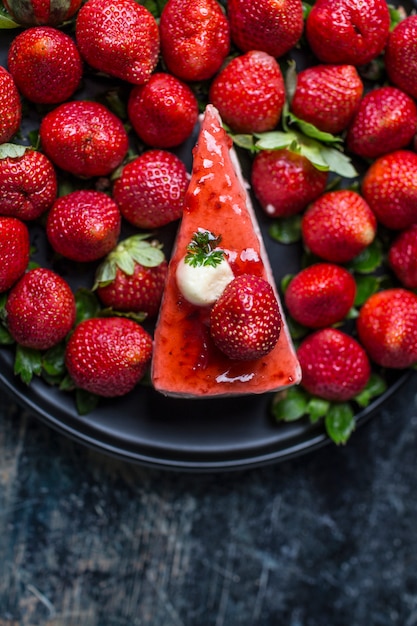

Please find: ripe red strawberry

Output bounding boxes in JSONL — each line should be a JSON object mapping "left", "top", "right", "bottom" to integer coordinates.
{"left": 112, "top": 150, "right": 189, "bottom": 229}
{"left": 127, "top": 73, "right": 199, "bottom": 149}
{"left": 5, "top": 267, "right": 76, "bottom": 350}
{"left": 0, "top": 217, "right": 30, "bottom": 293}
{"left": 290, "top": 64, "right": 363, "bottom": 135}
{"left": 227, "top": 0, "right": 303, "bottom": 58}
{"left": 297, "top": 328, "right": 371, "bottom": 401}
{"left": 0, "top": 146, "right": 57, "bottom": 220}
{"left": 95, "top": 235, "right": 168, "bottom": 317}
{"left": 385, "top": 15, "right": 417, "bottom": 101}
{"left": 7, "top": 26, "right": 83, "bottom": 104}
{"left": 285, "top": 263, "right": 356, "bottom": 329}
{"left": 3, "top": 0, "right": 83, "bottom": 26}
{"left": 347, "top": 86, "right": 417, "bottom": 159}
{"left": 361, "top": 150, "right": 417, "bottom": 230}
{"left": 357, "top": 288, "right": 417, "bottom": 368}
{"left": 305, "top": 0, "right": 390, "bottom": 66}
{"left": 75, "top": 0, "right": 159, "bottom": 85}
{"left": 209, "top": 51, "right": 285, "bottom": 134}
{"left": 388, "top": 225, "right": 417, "bottom": 290}
{"left": 301, "top": 189, "right": 377, "bottom": 263}
{"left": 210, "top": 274, "right": 282, "bottom": 361}
{"left": 46, "top": 190, "right": 121, "bottom": 262}
{"left": 159, "top": 0, "right": 230, "bottom": 82}
{"left": 39, "top": 100, "right": 129, "bottom": 178}
{"left": 251, "top": 149, "right": 328, "bottom": 218}
{"left": 65, "top": 316, "right": 153, "bottom": 397}
{"left": 0, "top": 67, "right": 21, "bottom": 145}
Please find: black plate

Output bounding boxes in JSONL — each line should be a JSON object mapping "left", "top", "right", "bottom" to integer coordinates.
{"left": 0, "top": 10, "right": 411, "bottom": 471}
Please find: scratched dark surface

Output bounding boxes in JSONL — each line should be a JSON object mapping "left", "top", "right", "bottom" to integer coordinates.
{"left": 0, "top": 372, "right": 417, "bottom": 626}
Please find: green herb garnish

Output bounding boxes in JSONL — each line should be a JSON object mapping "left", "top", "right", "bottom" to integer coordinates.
{"left": 185, "top": 230, "right": 225, "bottom": 268}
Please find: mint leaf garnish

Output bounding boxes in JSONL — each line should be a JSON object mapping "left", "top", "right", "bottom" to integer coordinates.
{"left": 185, "top": 230, "right": 225, "bottom": 267}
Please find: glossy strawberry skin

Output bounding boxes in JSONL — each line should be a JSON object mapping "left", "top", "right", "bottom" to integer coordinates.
{"left": 75, "top": 0, "right": 159, "bottom": 85}
{"left": 285, "top": 263, "right": 356, "bottom": 329}
{"left": 0, "top": 217, "right": 30, "bottom": 293}
{"left": 209, "top": 51, "right": 285, "bottom": 134}
{"left": 301, "top": 190, "right": 377, "bottom": 263}
{"left": 305, "top": 0, "right": 390, "bottom": 66}
{"left": 385, "top": 15, "right": 417, "bottom": 101}
{"left": 97, "top": 259, "right": 168, "bottom": 318}
{"left": 361, "top": 150, "right": 417, "bottom": 230}
{"left": 65, "top": 317, "right": 153, "bottom": 397}
{"left": 159, "top": 0, "right": 230, "bottom": 82}
{"left": 357, "top": 288, "right": 417, "bottom": 368}
{"left": 127, "top": 73, "right": 199, "bottom": 149}
{"left": 5, "top": 268, "right": 76, "bottom": 350}
{"left": 0, "top": 149, "right": 57, "bottom": 220}
{"left": 297, "top": 328, "right": 371, "bottom": 402}
{"left": 7, "top": 26, "right": 83, "bottom": 104}
{"left": 227, "top": 0, "right": 303, "bottom": 58}
{"left": 388, "top": 225, "right": 417, "bottom": 290}
{"left": 46, "top": 190, "right": 121, "bottom": 262}
{"left": 210, "top": 274, "right": 282, "bottom": 361}
{"left": 0, "top": 67, "right": 21, "bottom": 144}
{"left": 113, "top": 150, "right": 189, "bottom": 229}
{"left": 39, "top": 101, "right": 129, "bottom": 178}
{"left": 347, "top": 86, "right": 417, "bottom": 159}
{"left": 251, "top": 149, "right": 328, "bottom": 218}
{"left": 291, "top": 64, "right": 363, "bottom": 135}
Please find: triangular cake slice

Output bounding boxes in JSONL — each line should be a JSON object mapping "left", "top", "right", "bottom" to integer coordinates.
{"left": 152, "top": 105, "right": 301, "bottom": 398}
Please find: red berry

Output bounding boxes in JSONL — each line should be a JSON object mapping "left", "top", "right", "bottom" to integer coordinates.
{"left": 209, "top": 50, "right": 285, "bottom": 134}
{"left": 127, "top": 73, "right": 199, "bottom": 148}
{"left": 0, "top": 217, "right": 30, "bottom": 293}
{"left": 3, "top": 0, "right": 83, "bottom": 26}
{"left": 297, "top": 328, "right": 371, "bottom": 401}
{"left": 39, "top": 100, "right": 129, "bottom": 178}
{"left": 357, "top": 288, "right": 417, "bottom": 368}
{"left": 65, "top": 317, "right": 153, "bottom": 397}
{"left": 75, "top": 0, "right": 159, "bottom": 85}
{"left": 285, "top": 263, "right": 356, "bottom": 329}
{"left": 113, "top": 150, "right": 189, "bottom": 229}
{"left": 0, "top": 67, "right": 21, "bottom": 144}
{"left": 385, "top": 15, "right": 417, "bottom": 101}
{"left": 159, "top": 0, "right": 230, "bottom": 82}
{"left": 388, "top": 225, "right": 417, "bottom": 289}
{"left": 0, "top": 147, "right": 57, "bottom": 220}
{"left": 46, "top": 190, "right": 121, "bottom": 262}
{"left": 6, "top": 268, "right": 76, "bottom": 350}
{"left": 251, "top": 149, "right": 328, "bottom": 218}
{"left": 210, "top": 274, "right": 282, "bottom": 361}
{"left": 8, "top": 26, "right": 83, "bottom": 104}
{"left": 301, "top": 189, "right": 377, "bottom": 263}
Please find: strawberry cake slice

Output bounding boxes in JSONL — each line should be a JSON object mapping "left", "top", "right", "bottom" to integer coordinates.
{"left": 152, "top": 105, "right": 301, "bottom": 397}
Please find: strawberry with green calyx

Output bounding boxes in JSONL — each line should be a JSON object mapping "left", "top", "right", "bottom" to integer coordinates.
{"left": 7, "top": 26, "right": 83, "bottom": 105}
{"left": 75, "top": 0, "right": 159, "bottom": 86}
{"left": 210, "top": 274, "right": 282, "bottom": 361}
{"left": 0, "top": 144, "right": 57, "bottom": 220}
{"left": 176, "top": 229, "right": 235, "bottom": 307}
{"left": 0, "top": 216, "right": 30, "bottom": 293}
{"left": 65, "top": 316, "right": 153, "bottom": 397}
{"left": 159, "top": 0, "right": 230, "bottom": 83}
{"left": 0, "top": 66, "right": 21, "bottom": 145}
{"left": 94, "top": 234, "right": 168, "bottom": 318}
{"left": 346, "top": 86, "right": 417, "bottom": 160}
{"left": 2, "top": 0, "right": 83, "bottom": 27}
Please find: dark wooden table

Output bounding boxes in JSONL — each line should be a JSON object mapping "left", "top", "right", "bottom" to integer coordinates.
{"left": 0, "top": 371, "right": 416, "bottom": 626}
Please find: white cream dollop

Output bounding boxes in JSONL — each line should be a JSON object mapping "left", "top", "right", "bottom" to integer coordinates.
{"left": 176, "top": 255, "right": 234, "bottom": 306}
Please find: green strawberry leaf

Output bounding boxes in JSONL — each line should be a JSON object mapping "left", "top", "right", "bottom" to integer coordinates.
{"left": 286, "top": 110, "right": 343, "bottom": 145}
{"left": 354, "top": 373, "right": 387, "bottom": 408}
{"left": 99, "top": 308, "right": 147, "bottom": 323}
{"left": 269, "top": 215, "right": 302, "bottom": 244}
{"left": 0, "top": 143, "right": 27, "bottom": 159}
{"left": 0, "top": 5, "right": 19, "bottom": 28}
{"left": 139, "top": 0, "right": 169, "bottom": 18}
{"left": 307, "top": 397, "right": 331, "bottom": 423}
{"left": 353, "top": 275, "right": 381, "bottom": 307}
{"left": 324, "top": 403, "right": 356, "bottom": 445}
{"left": 272, "top": 386, "right": 310, "bottom": 422}
{"left": 348, "top": 238, "right": 384, "bottom": 274}
{"left": 389, "top": 5, "right": 407, "bottom": 30}
{"left": 42, "top": 342, "right": 67, "bottom": 378}
{"left": 75, "top": 289, "right": 102, "bottom": 324}
{"left": 254, "top": 130, "right": 299, "bottom": 151}
{"left": 318, "top": 144, "right": 358, "bottom": 178}
{"left": 14, "top": 345, "right": 43, "bottom": 385}
{"left": 75, "top": 388, "right": 100, "bottom": 416}
{"left": 0, "top": 324, "right": 13, "bottom": 345}
{"left": 231, "top": 134, "right": 257, "bottom": 152}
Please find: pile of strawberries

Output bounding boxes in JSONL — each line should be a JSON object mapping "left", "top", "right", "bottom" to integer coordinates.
{"left": 0, "top": 0, "right": 416, "bottom": 444}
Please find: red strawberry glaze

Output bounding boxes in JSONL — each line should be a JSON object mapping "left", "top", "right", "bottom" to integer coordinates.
{"left": 152, "top": 105, "right": 301, "bottom": 397}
